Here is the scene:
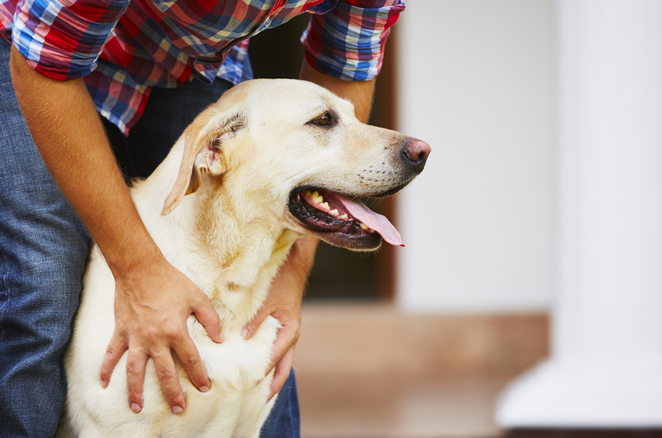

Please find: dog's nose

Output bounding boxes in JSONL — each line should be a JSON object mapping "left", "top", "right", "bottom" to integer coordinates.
{"left": 401, "top": 138, "right": 431, "bottom": 171}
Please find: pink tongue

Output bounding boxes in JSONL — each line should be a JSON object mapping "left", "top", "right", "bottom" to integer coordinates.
{"left": 335, "top": 195, "right": 404, "bottom": 247}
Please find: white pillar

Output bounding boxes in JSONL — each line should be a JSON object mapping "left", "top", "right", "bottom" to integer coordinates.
{"left": 496, "top": 0, "right": 662, "bottom": 428}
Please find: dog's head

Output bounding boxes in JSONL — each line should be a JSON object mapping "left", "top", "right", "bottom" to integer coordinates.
{"left": 162, "top": 79, "right": 430, "bottom": 251}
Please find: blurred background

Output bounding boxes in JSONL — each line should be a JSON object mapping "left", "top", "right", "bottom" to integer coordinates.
{"left": 250, "top": 0, "right": 662, "bottom": 437}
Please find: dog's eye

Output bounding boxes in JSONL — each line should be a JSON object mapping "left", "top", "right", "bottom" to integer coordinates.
{"left": 309, "top": 112, "right": 335, "bottom": 127}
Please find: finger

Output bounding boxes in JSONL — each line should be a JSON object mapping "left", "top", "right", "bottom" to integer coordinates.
{"left": 152, "top": 349, "right": 186, "bottom": 414}
{"left": 172, "top": 335, "right": 210, "bottom": 392}
{"left": 267, "top": 347, "right": 295, "bottom": 402}
{"left": 125, "top": 348, "right": 148, "bottom": 413}
{"left": 192, "top": 297, "right": 223, "bottom": 343}
{"left": 100, "top": 334, "right": 128, "bottom": 388}
{"left": 243, "top": 304, "right": 271, "bottom": 340}
{"left": 265, "top": 322, "right": 300, "bottom": 375}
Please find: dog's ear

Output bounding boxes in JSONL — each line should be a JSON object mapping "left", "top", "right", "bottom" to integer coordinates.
{"left": 161, "top": 112, "right": 245, "bottom": 216}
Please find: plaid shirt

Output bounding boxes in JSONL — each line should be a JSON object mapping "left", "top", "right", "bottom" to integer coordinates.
{"left": 1, "top": 0, "right": 404, "bottom": 134}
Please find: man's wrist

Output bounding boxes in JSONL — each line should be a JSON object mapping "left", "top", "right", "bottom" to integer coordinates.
{"left": 298, "top": 60, "right": 375, "bottom": 123}
{"left": 104, "top": 241, "right": 165, "bottom": 282}
{"left": 289, "top": 236, "right": 318, "bottom": 278}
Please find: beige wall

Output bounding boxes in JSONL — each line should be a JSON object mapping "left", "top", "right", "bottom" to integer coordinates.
{"left": 395, "top": 0, "right": 556, "bottom": 312}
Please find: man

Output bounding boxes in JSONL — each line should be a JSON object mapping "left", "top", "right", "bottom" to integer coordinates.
{"left": 0, "top": 0, "right": 403, "bottom": 436}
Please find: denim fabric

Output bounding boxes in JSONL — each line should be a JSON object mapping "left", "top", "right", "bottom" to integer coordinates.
{"left": 0, "top": 39, "right": 92, "bottom": 437}
{"left": 0, "top": 37, "right": 299, "bottom": 437}
{"left": 260, "top": 369, "right": 300, "bottom": 438}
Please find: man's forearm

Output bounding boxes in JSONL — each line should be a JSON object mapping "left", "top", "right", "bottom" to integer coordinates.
{"left": 9, "top": 45, "right": 162, "bottom": 275}
{"left": 299, "top": 60, "right": 376, "bottom": 124}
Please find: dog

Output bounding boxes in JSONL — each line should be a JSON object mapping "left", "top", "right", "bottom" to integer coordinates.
{"left": 57, "top": 79, "right": 430, "bottom": 437}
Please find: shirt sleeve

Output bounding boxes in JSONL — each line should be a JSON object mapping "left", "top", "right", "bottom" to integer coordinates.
{"left": 301, "top": 0, "right": 405, "bottom": 81}
{"left": 11, "top": 0, "right": 129, "bottom": 80}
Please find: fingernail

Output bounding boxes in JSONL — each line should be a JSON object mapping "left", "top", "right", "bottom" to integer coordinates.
{"left": 241, "top": 328, "right": 248, "bottom": 338}
{"left": 172, "top": 406, "right": 184, "bottom": 415}
{"left": 219, "top": 332, "right": 225, "bottom": 343}
{"left": 131, "top": 403, "right": 141, "bottom": 413}
{"left": 199, "top": 385, "right": 210, "bottom": 392}
{"left": 101, "top": 379, "right": 108, "bottom": 389}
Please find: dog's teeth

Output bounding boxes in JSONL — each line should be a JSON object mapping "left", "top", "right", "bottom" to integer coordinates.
{"left": 329, "top": 209, "right": 339, "bottom": 216}
{"left": 339, "top": 214, "right": 349, "bottom": 220}
{"left": 360, "top": 223, "right": 369, "bottom": 230}
{"left": 303, "top": 190, "right": 325, "bottom": 204}
{"left": 320, "top": 202, "right": 329, "bottom": 210}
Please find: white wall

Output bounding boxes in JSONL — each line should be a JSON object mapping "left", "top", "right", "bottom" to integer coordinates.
{"left": 396, "top": 0, "right": 556, "bottom": 313}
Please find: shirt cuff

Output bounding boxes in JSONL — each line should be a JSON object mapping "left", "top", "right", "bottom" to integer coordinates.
{"left": 301, "top": 0, "right": 405, "bottom": 81}
{"left": 11, "top": 0, "right": 128, "bottom": 80}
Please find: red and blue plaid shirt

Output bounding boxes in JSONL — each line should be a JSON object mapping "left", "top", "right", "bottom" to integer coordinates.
{"left": 0, "top": 0, "right": 404, "bottom": 134}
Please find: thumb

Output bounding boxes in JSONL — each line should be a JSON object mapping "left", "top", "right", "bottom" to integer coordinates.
{"left": 243, "top": 304, "right": 271, "bottom": 340}
{"left": 192, "top": 296, "right": 223, "bottom": 343}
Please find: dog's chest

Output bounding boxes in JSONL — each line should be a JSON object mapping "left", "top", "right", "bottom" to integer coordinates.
{"left": 187, "top": 315, "right": 280, "bottom": 388}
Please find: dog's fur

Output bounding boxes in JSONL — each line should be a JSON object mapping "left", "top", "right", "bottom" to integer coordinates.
{"left": 57, "top": 79, "right": 427, "bottom": 438}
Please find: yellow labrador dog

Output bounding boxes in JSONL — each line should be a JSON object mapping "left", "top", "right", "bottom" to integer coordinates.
{"left": 57, "top": 79, "right": 430, "bottom": 438}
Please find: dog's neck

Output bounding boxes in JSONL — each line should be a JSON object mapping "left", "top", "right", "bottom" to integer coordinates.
{"left": 130, "top": 141, "right": 299, "bottom": 333}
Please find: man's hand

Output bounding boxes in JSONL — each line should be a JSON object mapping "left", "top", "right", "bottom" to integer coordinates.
{"left": 242, "top": 235, "right": 318, "bottom": 401}
{"left": 100, "top": 255, "right": 222, "bottom": 414}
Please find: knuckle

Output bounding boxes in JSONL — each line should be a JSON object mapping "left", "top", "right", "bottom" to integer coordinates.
{"left": 112, "top": 322, "right": 126, "bottom": 334}
{"left": 193, "top": 295, "right": 208, "bottom": 309}
{"left": 150, "top": 349, "right": 167, "bottom": 362}
{"left": 160, "top": 322, "right": 183, "bottom": 341}
{"left": 105, "top": 339, "right": 126, "bottom": 358}
{"left": 126, "top": 363, "right": 141, "bottom": 378}
{"left": 169, "top": 329, "right": 185, "bottom": 343}
{"left": 146, "top": 328, "right": 160, "bottom": 344}
{"left": 182, "top": 355, "right": 201, "bottom": 371}
{"left": 158, "top": 367, "right": 175, "bottom": 382}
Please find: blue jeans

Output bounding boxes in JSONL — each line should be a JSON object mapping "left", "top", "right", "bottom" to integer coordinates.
{"left": 0, "top": 38, "right": 299, "bottom": 438}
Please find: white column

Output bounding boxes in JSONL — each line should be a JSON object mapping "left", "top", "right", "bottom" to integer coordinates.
{"left": 496, "top": 0, "right": 662, "bottom": 428}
